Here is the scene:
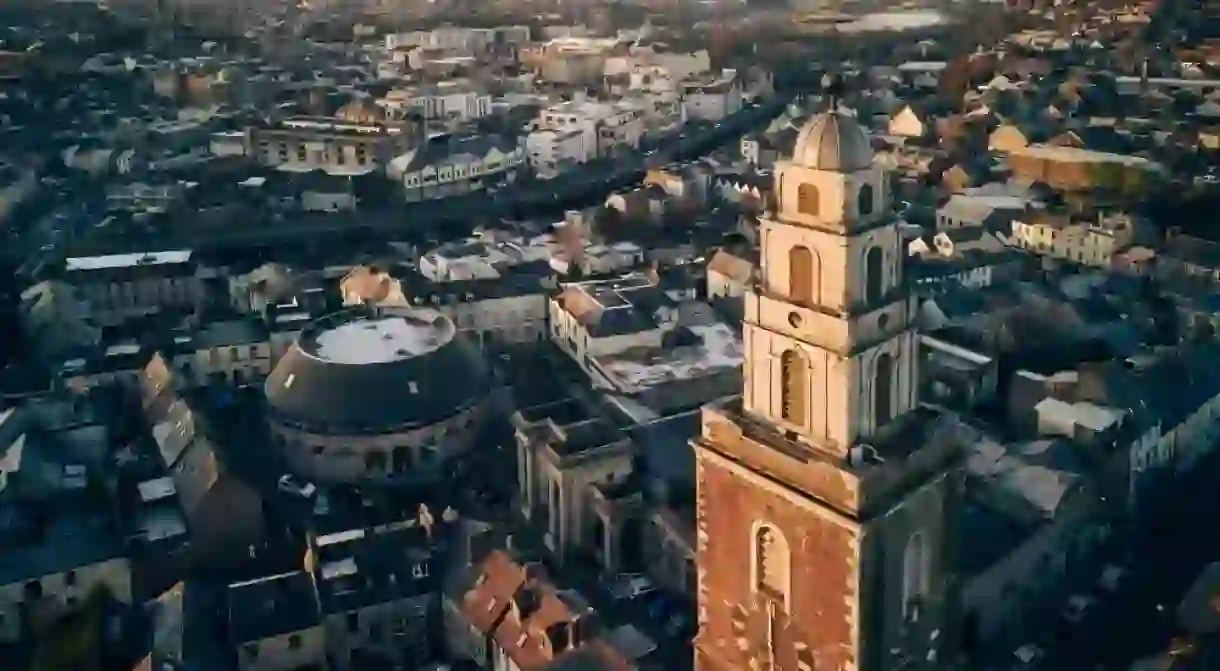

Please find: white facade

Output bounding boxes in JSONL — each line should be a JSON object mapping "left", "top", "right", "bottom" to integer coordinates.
{"left": 392, "top": 143, "right": 525, "bottom": 203}
{"left": 378, "top": 84, "right": 492, "bottom": 121}
{"left": 533, "top": 98, "right": 645, "bottom": 164}
{"left": 525, "top": 129, "right": 593, "bottom": 175}
{"left": 681, "top": 69, "right": 744, "bottom": 123}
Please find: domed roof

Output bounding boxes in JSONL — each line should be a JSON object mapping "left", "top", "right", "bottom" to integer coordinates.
{"left": 264, "top": 307, "right": 488, "bottom": 434}
{"left": 335, "top": 97, "right": 385, "bottom": 124}
{"left": 791, "top": 109, "right": 874, "bottom": 172}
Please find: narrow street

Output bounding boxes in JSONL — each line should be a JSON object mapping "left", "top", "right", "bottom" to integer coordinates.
{"left": 1054, "top": 447, "right": 1220, "bottom": 670}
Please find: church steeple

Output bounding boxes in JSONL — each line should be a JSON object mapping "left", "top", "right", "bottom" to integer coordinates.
{"left": 693, "top": 75, "right": 961, "bottom": 671}
{"left": 741, "top": 78, "right": 917, "bottom": 456}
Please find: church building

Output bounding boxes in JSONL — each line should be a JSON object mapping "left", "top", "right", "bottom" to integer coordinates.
{"left": 692, "top": 88, "right": 966, "bottom": 671}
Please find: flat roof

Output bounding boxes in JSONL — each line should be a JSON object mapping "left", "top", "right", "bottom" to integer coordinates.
{"left": 1010, "top": 144, "right": 1158, "bottom": 168}
{"left": 594, "top": 322, "right": 743, "bottom": 392}
{"left": 308, "top": 312, "right": 451, "bottom": 365}
{"left": 66, "top": 250, "right": 193, "bottom": 272}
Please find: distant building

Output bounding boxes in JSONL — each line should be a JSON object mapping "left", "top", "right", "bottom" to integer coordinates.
{"left": 388, "top": 133, "right": 524, "bottom": 203}
{"left": 229, "top": 571, "right": 326, "bottom": 671}
{"left": 307, "top": 524, "right": 440, "bottom": 669}
{"left": 246, "top": 106, "right": 416, "bottom": 176}
{"left": 62, "top": 251, "right": 208, "bottom": 325}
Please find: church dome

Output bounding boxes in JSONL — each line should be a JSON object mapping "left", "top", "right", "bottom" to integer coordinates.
{"left": 791, "top": 110, "right": 874, "bottom": 172}
{"left": 335, "top": 97, "right": 385, "bottom": 124}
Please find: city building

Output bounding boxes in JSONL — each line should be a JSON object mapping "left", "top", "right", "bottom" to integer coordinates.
{"left": 246, "top": 103, "right": 416, "bottom": 175}
{"left": 692, "top": 98, "right": 966, "bottom": 671}
{"left": 307, "top": 524, "right": 440, "bottom": 669}
{"left": 681, "top": 69, "right": 744, "bottom": 123}
{"left": 229, "top": 571, "right": 327, "bottom": 671}
{"left": 63, "top": 251, "right": 208, "bottom": 325}
{"left": 529, "top": 97, "right": 645, "bottom": 171}
{"left": 263, "top": 306, "right": 491, "bottom": 485}
{"left": 377, "top": 81, "right": 492, "bottom": 122}
{"left": 389, "top": 134, "right": 524, "bottom": 203}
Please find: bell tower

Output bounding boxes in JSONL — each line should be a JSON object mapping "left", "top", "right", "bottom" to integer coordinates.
{"left": 742, "top": 76, "right": 916, "bottom": 453}
{"left": 693, "top": 78, "right": 964, "bottom": 671}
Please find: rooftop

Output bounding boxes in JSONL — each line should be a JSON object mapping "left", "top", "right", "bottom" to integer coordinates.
{"left": 227, "top": 571, "right": 321, "bottom": 644}
{"left": 594, "top": 322, "right": 744, "bottom": 393}
{"left": 309, "top": 524, "right": 438, "bottom": 614}
{"left": 0, "top": 510, "right": 126, "bottom": 585}
{"left": 1009, "top": 144, "right": 1160, "bottom": 169}
{"left": 308, "top": 313, "right": 451, "bottom": 365}
{"left": 65, "top": 250, "right": 193, "bottom": 272}
{"left": 265, "top": 307, "right": 489, "bottom": 434}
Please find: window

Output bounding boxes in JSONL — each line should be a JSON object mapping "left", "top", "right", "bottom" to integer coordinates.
{"left": 64, "top": 570, "right": 76, "bottom": 586}
{"left": 902, "top": 532, "right": 930, "bottom": 620}
{"left": 23, "top": 580, "right": 42, "bottom": 601}
{"left": 288, "top": 634, "right": 301, "bottom": 649}
{"left": 752, "top": 524, "right": 791, "bottom": 609}
{"left": 788, "top": 245, "right": 816, "bottom": 306}
{"left": 797, "top": 182, "right": 820, "bottom": 216}
{"left": 858, "top": 184, "right": 875, "bottom": 216}
{"left": 864, "top": 246, "right": 885, "bottom": 304}
{"left": 779, "top": 349, "right": 806, "bottom": 427}
{"left": 365, "top": 451, "right": 387, "bottom": 473}
{"left": 875, "top": 352, "right": 895, "bottom": 426}
{"left": 347, "top": 612, "right": 359, "bottom": 632}
{"left": 296, "top": 145, "right": 307, "bottom": 162}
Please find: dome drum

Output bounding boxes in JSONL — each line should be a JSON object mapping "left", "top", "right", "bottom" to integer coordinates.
{"left": 263, "top": 306, "right": 492, "bottom": 485}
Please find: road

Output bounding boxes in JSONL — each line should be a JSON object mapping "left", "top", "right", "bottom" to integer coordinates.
{"left": 1051, "top": 447, "right": 1220, "bottom": 670}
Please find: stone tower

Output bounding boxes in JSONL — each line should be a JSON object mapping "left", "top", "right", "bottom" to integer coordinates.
{"left": 692, "top": 89, "right": 964, "bottom": 671}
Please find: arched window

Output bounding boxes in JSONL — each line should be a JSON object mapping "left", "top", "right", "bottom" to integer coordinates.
{"left": 788, "top": 245, "right": 816, "bottom": 306}
{"left": 753, "top": 524, "right": 791, "bottom": 607}
{"left": 875, "top": 351, "right": 894, "bottom": 426}
{"left": 797, "top": 183, "right": 820, "bottom": 216}
{"left": 864, "top": 246, "right": 885, "bottom": 304}
{"left": 858, "top": 184, "right": 875, "bottom": 216}
{"left": 780, "top": 349, "right": 806, "bottom": 427}
{"left": 902, "top": 532, "right": 929, "bottom": 620}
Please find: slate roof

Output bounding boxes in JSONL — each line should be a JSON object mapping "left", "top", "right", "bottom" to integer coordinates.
{"left": 227, "top": 570, "right": 321, "bottom": 644}
{"left": 309, "top": 524, "right": 439, "bottom": 615}
{"left": 263, "top": 307, "right": 490, "bottom": 434}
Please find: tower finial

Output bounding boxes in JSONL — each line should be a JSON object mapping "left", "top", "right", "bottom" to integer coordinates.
{"left": 821, "top": 73, "right": 846, "bottom": 111}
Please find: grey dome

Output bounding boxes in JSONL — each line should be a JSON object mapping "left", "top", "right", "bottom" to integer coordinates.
{"left": 264, "top": 307, "right": 489, "bottom": 434}
{"left": 792, "top": 110, "right": 874, "bottom": 172}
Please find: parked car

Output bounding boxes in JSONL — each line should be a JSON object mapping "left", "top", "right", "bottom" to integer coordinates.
{"left": 608, "top": 573, "right": 655, "bottom": 600}
{"left": 277, "top": 474, "right": 316, "bottom": 499}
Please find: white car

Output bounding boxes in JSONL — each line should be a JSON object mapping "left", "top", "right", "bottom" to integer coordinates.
{"left": 277, "top": 474, "right": 316, "bottom": 499}
{"left": 609, "top": 573, "right": 654, "bottom": 600}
